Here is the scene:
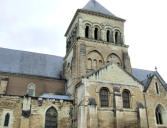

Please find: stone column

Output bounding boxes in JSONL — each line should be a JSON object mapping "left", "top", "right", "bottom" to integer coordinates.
{"left": 20, "top": 96, "right": 31, "bottom": 128}
{"left": 20, "top": 118, "right": 29, "bottom": 128}
{"left": 114, "top": 91, "right": 124, "bottom": 128}
{"left": 78, "top": 105, "right": 87, "bottom": 128}
{"left": 101, "top": 29, "right": 106, "bottom": 41}
{"left": 139, "top": 108, "right": 147, "bottom": 128}
{"left": 87, "top": 105, "right": 98, "bottom": 128}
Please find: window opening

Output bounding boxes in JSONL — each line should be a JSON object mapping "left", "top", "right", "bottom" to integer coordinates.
{"left": 122, "top": 90, "right": 130, "bottom": 108}
{"left": 156, "top": 106, "right": 163, "bottom": 124}
{"left": 4, "top": 113, "right": 10, "bottom": 126}
{"left": 94, "top": 28, "right": 98, "bottom": 40}
{"left": 115, "top": 31, "right": 118, "bottom": 43}
{"left": 107, "top": 30, "right": 110, "bottom": 42}
{"left": 45, "top": 107, "right": 57, "bottom": 128}
{"left": 85, "top": 26, "right": 89, "bottom": 38}
{"left": 100, "top": 87, "right": 109, "bottom": 107}
{"left": 155, "top": 82, "right": 159, "bottom": 94}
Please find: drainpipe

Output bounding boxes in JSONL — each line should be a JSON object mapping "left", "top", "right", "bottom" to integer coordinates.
{"left": 143, "top": 93, "right": 149, "bottom": 128}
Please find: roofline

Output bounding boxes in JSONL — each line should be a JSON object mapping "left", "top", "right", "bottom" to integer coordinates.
{"left": 0, "top": 94, "right": 73, "bottom": 102}
{"left": 143, "top": 72, "right": 167, "bottom": 92}
{"left": 65, "top": 9, "right": 126, "bottom": 36}
{"left": 0, "top": 71, "right": 66, "bottom": 81}
{"left": 155, "top": 71, "right": 167, "bottom": 90}
{"left": 83, "top": 62, "right": 143, "bottom": 86}
{"left": 0, "top": 47, "right": 64, "bottom": 58}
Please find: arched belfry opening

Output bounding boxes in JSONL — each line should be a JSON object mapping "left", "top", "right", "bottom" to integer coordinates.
{"left": 115, "top": 31, "right": 118, "bottom": 43}
{"left": 114, "top": 30, "right": 122, "bottom": 44}
{"left": 94, "top": 27, "right": 98, "bottom": 40}
{"left": 85, "top": 26, "right": 89, "bottom": 38}
{"left": 107, "top": 30, "right": 110, "bottom": 42}
{"left": 45, "top": 107, "right": 58, "bottom": 128}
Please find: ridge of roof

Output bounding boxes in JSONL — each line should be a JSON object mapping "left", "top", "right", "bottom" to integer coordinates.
{"left": 0, "top": 47, "right": 63, "bottom": 58}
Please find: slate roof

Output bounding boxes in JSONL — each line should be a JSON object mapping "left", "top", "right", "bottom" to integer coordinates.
{"left": 132, "top": 68, "right": 154, "bottom": 82}
{"left": 0, "top": 47, "right": 63, "bottom": 79}
{"left": 82, "top": 0, "right": 123, "bottom": 20}
{"left": 40, "top": 94, "right": 72, "bottom": 101}
{"left": 132, "top": 68, "right": 167, "bottom": 91}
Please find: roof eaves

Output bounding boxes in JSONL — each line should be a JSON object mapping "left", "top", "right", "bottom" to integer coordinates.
{"left": 0, "top": 71, "right": 65, "bottom": 80}
{"left": 154, "top": 71, "right": 167, "bottom": 91}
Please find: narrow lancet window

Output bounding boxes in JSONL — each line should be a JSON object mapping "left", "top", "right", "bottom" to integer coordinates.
{"left": 4, "top": 113, "right": 10, "bottom": 126}
{"left": 155, "top": 82, "right": 159, "bottom": 94}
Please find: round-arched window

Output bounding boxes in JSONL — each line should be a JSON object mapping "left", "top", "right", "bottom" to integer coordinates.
{"left": 100, "top": 87, "right": 109, "bottom": 107}
{"left": 122, "top": 90, "right": 130, "bottom": 108}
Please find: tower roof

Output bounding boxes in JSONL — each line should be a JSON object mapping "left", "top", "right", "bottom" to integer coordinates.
{"left": 65, "top": 0, "right": 125, "bottom": 36}
{"left": 82, "top": 0, "right": 119, "bottom": 19}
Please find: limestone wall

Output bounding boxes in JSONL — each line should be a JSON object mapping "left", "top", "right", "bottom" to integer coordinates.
{"left": 145, "top": 76, "right": 167, "bottom": 128}
{"left": 0, "top": 96, "right": 72, "bottom": 128}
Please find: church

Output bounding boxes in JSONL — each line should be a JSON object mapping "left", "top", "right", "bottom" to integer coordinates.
{"left": 0, "top": 0, "right": 167, "bottom": 128}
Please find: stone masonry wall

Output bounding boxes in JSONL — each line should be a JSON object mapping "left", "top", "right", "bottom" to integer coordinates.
{"left": 0, "top": 96, "right": 72, "bottom": 128}
{"left": 145, "top": 76, "right": 167, "bottom": 128}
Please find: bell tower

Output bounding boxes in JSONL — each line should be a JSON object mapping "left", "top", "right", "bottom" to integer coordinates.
{"left": 63, "top": 0, "right": 132, "bottom": 95}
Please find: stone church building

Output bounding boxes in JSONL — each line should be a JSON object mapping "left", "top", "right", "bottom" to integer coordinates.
{"left": 0, "top": 0, "right": 167, "bottom": 128}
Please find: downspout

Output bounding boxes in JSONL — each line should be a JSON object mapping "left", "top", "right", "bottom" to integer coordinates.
{"left": 143, "top": 93, "right": 149, "bottom": 128}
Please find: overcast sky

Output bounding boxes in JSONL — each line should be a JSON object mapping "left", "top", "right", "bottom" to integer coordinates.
{"left": 0, "top": 0, "right": 167, "bottom": 81}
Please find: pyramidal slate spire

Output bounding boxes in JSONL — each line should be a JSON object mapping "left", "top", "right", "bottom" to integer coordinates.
{"left": 82, "top": 0, "right": 116, "bottom": 17}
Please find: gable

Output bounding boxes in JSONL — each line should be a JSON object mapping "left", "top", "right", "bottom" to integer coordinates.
{"left": 87, "top": 63, "right": 142, "bottom": 88}
{"left": 146, "top": 75, "right": 167, "bottom": 96}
